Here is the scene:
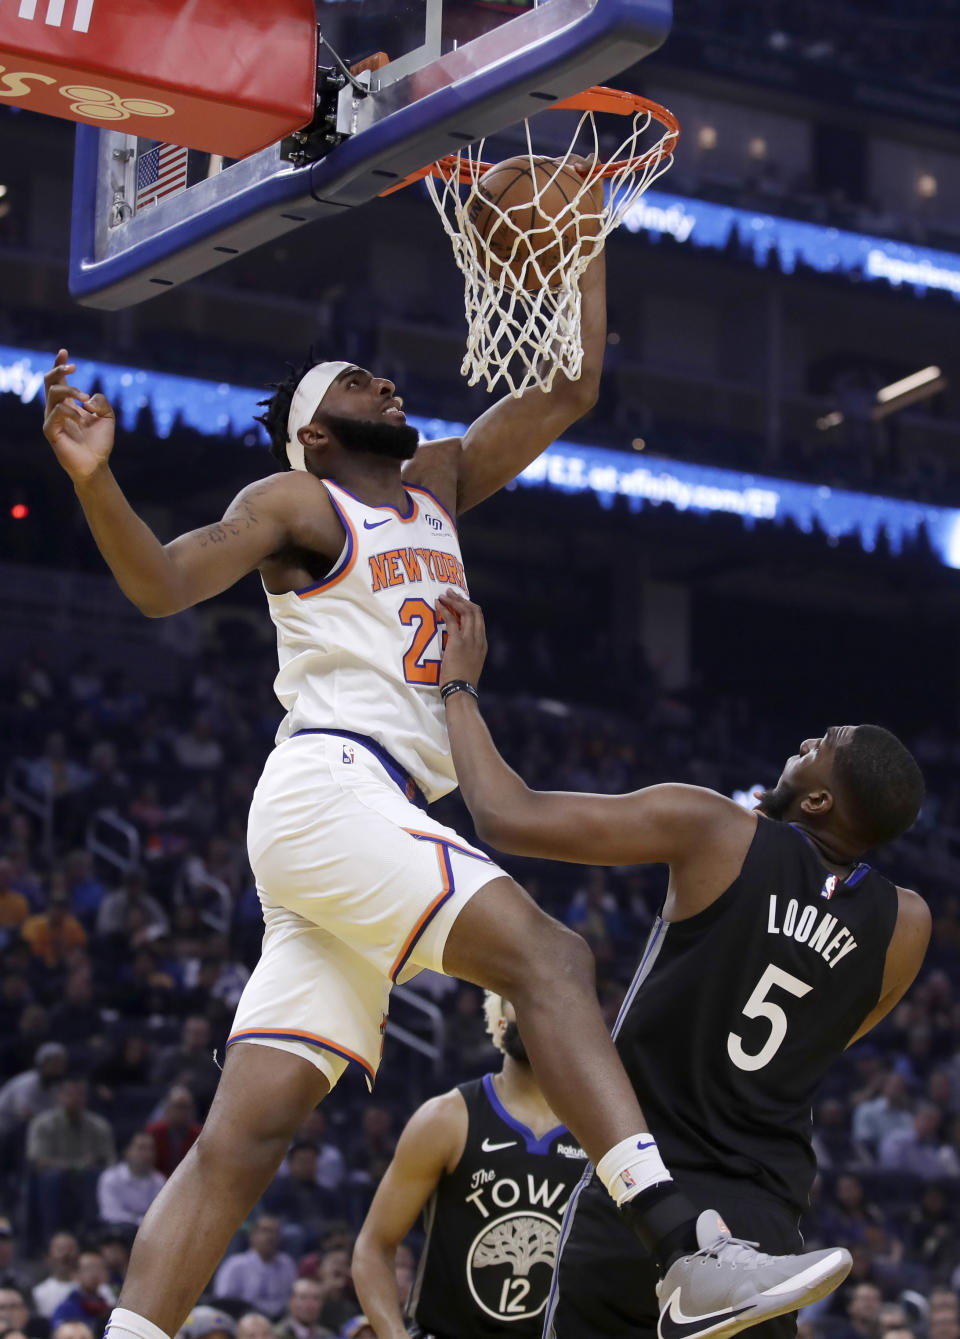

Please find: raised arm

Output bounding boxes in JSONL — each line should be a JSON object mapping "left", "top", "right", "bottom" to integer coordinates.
{"left": 406, "top": 170, "right": 607, "bottom": 515}
{"left": 353, "top": 1090, "right": 466, "bottom": 1339}
{"left": 42, "top": 350, "right": 342, "bottom": 616}
{"left": 437, "top": 591, "right": 754, "bottom": 875}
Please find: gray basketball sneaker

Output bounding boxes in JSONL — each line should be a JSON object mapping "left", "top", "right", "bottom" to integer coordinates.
{"left": 657, "top": 1210, "right": 852, "bottom": 1339}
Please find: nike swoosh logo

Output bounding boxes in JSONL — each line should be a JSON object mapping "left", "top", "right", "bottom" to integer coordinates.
{"left": 658, "top": 1289, "right": 756, "bottom": 1339}
{"left": 637, "top": 1139, "right": 657, "bottom": 1149}
{"left": 363, "top": 518, "right": 390, "bottom": 530}
{"left": 481, "top": 1138, "right": 516, "bottom": 1152}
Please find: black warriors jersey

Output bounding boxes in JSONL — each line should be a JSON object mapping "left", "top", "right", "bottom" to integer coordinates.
{"left": 615, "top": 817, "right": 899, "bottom": 1212}
{"left": 409, "top": 1073, "right": 587, "bottom": 1338}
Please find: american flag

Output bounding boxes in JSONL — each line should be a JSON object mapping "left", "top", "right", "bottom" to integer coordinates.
{"left": 135, "top": 143, "right": 189, "bottom": 211}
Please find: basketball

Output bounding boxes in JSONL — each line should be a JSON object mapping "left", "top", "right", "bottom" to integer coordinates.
{"left": 467, "top": 156, "right": 602, "bottom": 290}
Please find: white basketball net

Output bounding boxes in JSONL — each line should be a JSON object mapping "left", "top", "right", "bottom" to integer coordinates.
{"left": 425, "top": 101, "right": 678, "bottom": 397}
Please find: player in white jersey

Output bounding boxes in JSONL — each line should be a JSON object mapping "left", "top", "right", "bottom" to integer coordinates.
{"left": 42, "top": 223, "right": 841, "bottom": 1339}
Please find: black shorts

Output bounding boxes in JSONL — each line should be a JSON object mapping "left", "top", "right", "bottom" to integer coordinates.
{"left": 545, "top": 1169, "right": 804, "bottom": 1339}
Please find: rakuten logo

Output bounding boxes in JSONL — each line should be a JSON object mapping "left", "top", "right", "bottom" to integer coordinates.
{"left": 10, "top": 0, "right": 95, "bottom": 35}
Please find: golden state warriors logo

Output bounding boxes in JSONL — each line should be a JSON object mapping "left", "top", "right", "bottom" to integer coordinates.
{"left": 466, "top": 1211, "right": 560, "bottom": 1322}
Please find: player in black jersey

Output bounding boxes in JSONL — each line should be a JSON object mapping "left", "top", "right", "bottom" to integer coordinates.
{"left": 435, "top": 591, "right": 930, "bottom": 1339}
{"left": 353, "top": 993, "right": 586, "bottom": 1339}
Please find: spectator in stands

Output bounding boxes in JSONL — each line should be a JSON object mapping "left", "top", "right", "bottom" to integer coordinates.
{"left": 195, "top": 938, "right": 249, "bottom": 1013}
{"left": 25, "top": 733, "right": 89, "bottom": 804}
{"left": 50, "top": 966, "right": 104, "bottom": 1051}
{"left": 21, "top": 886, "right": 86, "bottom": 969}
{"left": 0, "top": 1219, "right": 31, "bottom": 1293}
{"left": 926, "top": 1069, "right": 957, "bottom": 1117}
{"left": 0, "top": 859, "right": 29, "bottom": 929}
{"left": 838, "top": 1283, "right": 884, "bottom": 1339}
{"left": 92, "top": 1037, "right": 152, "bottom": 1108}
{"left": 177, "top": 1308, "right": 234, "bottom": 1339}
{"left": 173, "top": 716, "right": 223, "bottom": 772}
{"left": 0, "top": 1288, "right": 30, "bottom": 1339}
{"left": 0, "top": 1043, "right": 67, "bottom": 1138}
{"left": 96, "top": 1230, "right": 130, "bottom": 1296}
{"left": 32, "top": 1235, "right": 79, "bottom": 1320}
{"left": 151, "top": 1017, "right": 218, "bottom": 1114}
{"left": 96, "top": 871, "right": 168, "bottom": 940}
{"left": 901, "top": 1184, "right": 957, "bottom": 1285}
{"left": 26, "top": 1076, "right": 116, "bottom": 1242}
{"left": 894, "top": 1023, "right": 937, "bottom": 1088}
{"left": 62, "top": 853, "right": 104, "bottom": 933}
{"left": 96, "top": 1132, "right": 165, "bottom": 1226}
{"left": 815, "top": 1173, "right": 886, "bottom": 1247}
{"left": 565, "top": 867, "right": 623, "bottom": 946}
{"left": 68, "top": 655, "right": 101, "bottom": 708}
{"left": 852, "top": 1071, "right": 914, "bottom": 1153}
{"left": 812, "top": 1098, "right": 862, "bottom": 1170}
{"left": 82, "top": 743, "right": 128, "bottom": 821}
{"left": 878, "top": 1103, "right": 960, "bottom": 1178}
{"left": 52, "top": 1324, "right": 96, "bottom": 1339}
{"left": 314, "top": 1253, "right": 356, "bottom": 1336}
{"left": 49, "top": 1251, "right": 113, "bottom": 1335}
{"left": 930, "top": 1289, "right": 960, "bottom": 1339}
{"left": 0, "top": 1007, "right": 52, "bottom": 1086}
{"left": 272, "top": 1278, "right": 332, "bottom": 1339}
{"left": 346, "top": 1107, "right": 396, "bottom": 1192}
{"left": 0, "top": 973, "right": 30, "bottom": 1040}
{"left": 234, "top": 1316, "right": 272, "bottom": 1339}
{"left": 145, "top": 1087, "right": 200, "bottom": 1179}
{"left": 263, "top": 1143, "right": 335, "bottom": 1253}
{"left": 285, "top": 1111, "right": 345, "bottom": 1196}
{"left": 212, "top": 1216, "right": 296, "bottom": 1319}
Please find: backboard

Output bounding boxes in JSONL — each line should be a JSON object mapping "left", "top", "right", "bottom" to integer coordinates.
{"left": 69, "top": 0, "right": 673, "bottom": 309}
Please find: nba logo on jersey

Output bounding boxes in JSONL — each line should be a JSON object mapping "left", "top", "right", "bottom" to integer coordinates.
{"left": 342, "top": 745, "right": 355, "bottom": 765}
{"left": 821, "top": 875, "right": 838, "bottom": 900}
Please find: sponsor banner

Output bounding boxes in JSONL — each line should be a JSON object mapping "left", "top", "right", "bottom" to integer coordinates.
{"left": 6, "top": 342, "right": 960, "bottom": 570}
{"left": 621, "top": 188, "right": 960, "bottom": 303}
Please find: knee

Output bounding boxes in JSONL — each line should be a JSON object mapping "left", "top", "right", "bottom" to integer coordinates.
{"left": 509, "top": 915, "right": 596, "bottom": 997}
{"left": 192, "top": 1097, "right": 302, "bottom": 1181}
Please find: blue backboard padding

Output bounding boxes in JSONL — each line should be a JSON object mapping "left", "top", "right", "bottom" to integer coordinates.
{"left": 7, "top": 341, "right": 959, "bottom": 569}
{"left": 69, "top": 0, "right": 672, "bottom": 304}
{"left": 624, "top": 189, "right": 960, "bottom": 300}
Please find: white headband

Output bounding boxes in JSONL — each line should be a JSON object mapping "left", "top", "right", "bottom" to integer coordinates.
{"left": 285, "top": 360, "right": 355, "bottom": 471}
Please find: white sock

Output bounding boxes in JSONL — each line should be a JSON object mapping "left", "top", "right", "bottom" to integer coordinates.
{"left": 596, "top": 1132, "right": 673, "bottom": 1207}
{"left": 106, "top": 1308, "right": 172, "bottom": 1339}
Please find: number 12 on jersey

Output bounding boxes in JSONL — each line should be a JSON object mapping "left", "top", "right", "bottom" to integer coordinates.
{"left": 727, "top": 963, "right": 811, "bottom": 1072}
{"left": 399, "top": 598, "right": 447, "bottom": 686}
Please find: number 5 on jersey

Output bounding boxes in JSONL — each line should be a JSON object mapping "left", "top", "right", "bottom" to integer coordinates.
{"left": 399, "top": 598, "right": 447, "bottom": 685}
{"left": 727, "top": 963, "right": 811, "bottom": 1072}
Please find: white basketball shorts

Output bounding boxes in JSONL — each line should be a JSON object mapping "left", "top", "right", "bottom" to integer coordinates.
{"left": 228, "top": 731, "right": 505, "bottom": 1090}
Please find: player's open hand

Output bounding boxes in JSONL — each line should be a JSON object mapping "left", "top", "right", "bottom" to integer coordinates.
{"left": 438, "top": 590, "right": 487, "bottom": 689}
{"left": 43, "top": 348, "right": 116, "bottom": 483}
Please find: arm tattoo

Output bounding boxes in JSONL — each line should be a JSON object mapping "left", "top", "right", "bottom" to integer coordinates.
{"left": 196, "top": 484, "right": 268, "bottom": 548}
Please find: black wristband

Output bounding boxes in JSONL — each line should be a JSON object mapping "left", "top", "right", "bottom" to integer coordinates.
{"left": 440, "top": 679, "right": 479, "bottom": 704}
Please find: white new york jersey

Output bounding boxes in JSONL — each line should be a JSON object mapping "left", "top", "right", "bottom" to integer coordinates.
{"left": 266, "top": 478, "right": 466, "bottom": 803}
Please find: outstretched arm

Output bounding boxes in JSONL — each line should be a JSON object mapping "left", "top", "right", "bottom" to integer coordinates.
{"left": 353, "top": 1091, "right": 466, "bottom": 1339}
{"left": 406, "top": 169, "right": 607, "bottom": 515}
{"left": 437, "top": 591, "right": 754, "bottom": 870}
{"left": 42, "top": 350, "right": 342, "bottom": 616}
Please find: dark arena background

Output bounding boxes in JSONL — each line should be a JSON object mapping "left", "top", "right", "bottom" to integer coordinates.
{"left": 2, "top": 1, "right": 960, "bottom": 1337}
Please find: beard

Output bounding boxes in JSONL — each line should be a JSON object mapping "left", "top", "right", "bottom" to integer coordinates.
{"left": 319, "top": 410, "right": 419, "bottom": 460}
{"left": 756, "top": 777, "right": 800, "bottom": 821}
{"left": 501, "top": 1020, "right": 529, "bottom": 1064}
